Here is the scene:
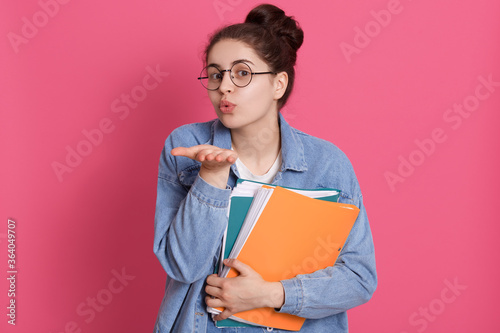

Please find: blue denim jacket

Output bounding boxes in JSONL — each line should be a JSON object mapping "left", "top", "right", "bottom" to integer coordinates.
{"left": 153, "top": 114, "right": 377, "bottom": 332}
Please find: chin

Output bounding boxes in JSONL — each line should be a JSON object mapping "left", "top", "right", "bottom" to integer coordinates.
{"left": 217, "top": 116, "right": 235, "bottom": 128}
{"left": 216, "top": 114, "right": 241, "bottom": 129}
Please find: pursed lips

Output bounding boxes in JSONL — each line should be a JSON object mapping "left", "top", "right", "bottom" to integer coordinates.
{"left": 219, "top": 100, "right": 236, "bottom": 113}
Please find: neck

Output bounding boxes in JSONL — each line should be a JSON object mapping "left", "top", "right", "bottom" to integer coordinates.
{"left": 231, "top": 114, "right": 281, "bottom": 175}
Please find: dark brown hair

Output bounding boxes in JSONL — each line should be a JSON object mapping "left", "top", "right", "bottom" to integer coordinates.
{"left": 204, "top": 4, "right": 304, "bottom": 110}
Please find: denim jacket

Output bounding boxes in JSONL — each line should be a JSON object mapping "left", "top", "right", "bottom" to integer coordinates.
{"left": 153, "top": 114, "right": 377, "bottom": 332}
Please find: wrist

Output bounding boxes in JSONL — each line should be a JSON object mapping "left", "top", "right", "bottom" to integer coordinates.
{"left": 199, "top": 165, "right": 231, "bottom": 189}
{"left": 264, "top": 281, "right": 285, "bottom": 309}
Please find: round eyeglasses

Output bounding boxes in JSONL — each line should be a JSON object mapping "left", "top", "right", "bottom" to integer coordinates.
{"left": 197, "top": 62, "right": 276, "bottom": 90}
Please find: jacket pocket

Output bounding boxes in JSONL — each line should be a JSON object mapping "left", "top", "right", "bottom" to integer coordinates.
{"left": 178, "top": 165, "right": 200, "bottom": 191}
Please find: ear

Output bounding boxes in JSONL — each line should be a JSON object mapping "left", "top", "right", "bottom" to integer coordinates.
{"left": 273, "top": 71, "right": 288, "bottom": 100}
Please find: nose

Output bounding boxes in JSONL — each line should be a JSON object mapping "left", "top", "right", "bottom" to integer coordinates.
{"left": 218, "top": 69, "right": 234, "bottom": 93}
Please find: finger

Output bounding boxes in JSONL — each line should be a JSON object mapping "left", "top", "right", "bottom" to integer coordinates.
{"left": 205, "top": 296, "right": 225, "bottom": 308}
{"left": 206, "top": 273, "right": 217, "bottom": 284}
{"left": 206, "top": 274, "right": 224, "bottom": 288}
{"left": 200, "top": 147, "right": 233, "bottom": 163}
{"left": 205, "top": 285, "right": 222, "bottom": 298}
{"left": 210, "top": 150, "right": 231, "bottom": 163}
{"left": 171, "top": 145, "right": 215, "bottom": 160}
{"left": 226, "top": 153, "right": 237, "bottom": 163}
{"left": 213, "top": 151, "right": 225, "bottom": 162}
{"left": 214, "top": 150, "right": 238, "bottom": 163}
{"left": 214, "top": 309, "right": 233, "bottom": 321}
{"left": 171, "top": 147, "right": 193, "bottom": 158}
{"left": 196, "top": 149, "right": 213, "bottom": 162}
{"left": 201, "top": 150, "right": 218, "bottom": 161}
{"left": 171, "top": 146, "right": 207, "bottom": 160}
{"left": 223, "top": 259, "right": 252, "bottom": 276}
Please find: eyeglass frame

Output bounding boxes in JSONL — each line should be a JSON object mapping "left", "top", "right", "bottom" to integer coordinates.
{"left": 197, "top": 61, "right": 276, "bottom": 91}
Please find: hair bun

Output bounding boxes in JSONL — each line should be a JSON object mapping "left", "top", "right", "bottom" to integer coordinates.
{"left": 245, "top": 4, "right": 304, "bottom": 52}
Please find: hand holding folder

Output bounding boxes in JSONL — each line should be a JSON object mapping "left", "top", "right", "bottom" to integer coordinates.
{"left": 210, "top": 184, "right": 360, "bottom": 331}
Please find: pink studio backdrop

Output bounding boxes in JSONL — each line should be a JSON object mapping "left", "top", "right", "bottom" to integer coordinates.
{"left": 1, "top": 0, "right": 499, "bottom": 332}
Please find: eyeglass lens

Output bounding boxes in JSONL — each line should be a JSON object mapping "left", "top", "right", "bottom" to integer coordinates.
{"left": 200, "top": 63, "right": 253, "bottom": 90}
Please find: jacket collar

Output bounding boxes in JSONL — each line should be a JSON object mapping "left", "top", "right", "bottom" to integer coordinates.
{"left": 211, "top": 113, "right": 307, "bottom": 173}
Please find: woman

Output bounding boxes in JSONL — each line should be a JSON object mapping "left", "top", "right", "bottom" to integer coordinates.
{"left": 153, "top": 4, "right": 377, "bottom": 332}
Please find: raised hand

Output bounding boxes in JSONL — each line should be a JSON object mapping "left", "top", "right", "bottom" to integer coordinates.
{"left": 171, "top": 145, "right": 238, "bottom": 189}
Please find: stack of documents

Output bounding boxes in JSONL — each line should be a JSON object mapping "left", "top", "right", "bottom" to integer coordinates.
{"left": 208, "top": 180, "right": 360, "bottom": 331}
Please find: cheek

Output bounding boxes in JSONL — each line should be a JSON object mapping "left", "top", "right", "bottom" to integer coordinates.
{"left": 245, "top": 84, "right": 273, "bottom": 102}
{"left": 208, "top": 92, "right": 219, "bottom": 107}
{"left": 248, "top": 85, "right": 275, "bottom": 107}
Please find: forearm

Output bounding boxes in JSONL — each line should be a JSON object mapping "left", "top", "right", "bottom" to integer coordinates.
{"left": 154, "top": 175, "right": 230, "bottom": 283}
{"left": 279, "top": 254, "right": 376, "bottom": 318}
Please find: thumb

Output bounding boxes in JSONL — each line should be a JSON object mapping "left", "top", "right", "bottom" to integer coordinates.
{"left": 171, "top": 145, "right": 211, "bottom": 159}
{"left": 224, "top": 259, "right": 252, "bottom": 276}
{"left": 170, "top": 147, "right": 189, "bottom": 157}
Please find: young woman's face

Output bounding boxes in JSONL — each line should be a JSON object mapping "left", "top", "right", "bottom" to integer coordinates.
{"left": 206, "top": 39, "right": 286, "bottom": 132}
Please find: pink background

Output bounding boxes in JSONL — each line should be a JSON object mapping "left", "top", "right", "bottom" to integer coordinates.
{"left": 1, "top": 0, "right": 499, "bottom": 332}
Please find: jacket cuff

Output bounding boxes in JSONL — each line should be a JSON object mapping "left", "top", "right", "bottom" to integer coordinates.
{"left": 189, "top": 175, "right": 231, "bottom": 208}
{"left": 277, "top": 278, "right": 303, "bottom": 315}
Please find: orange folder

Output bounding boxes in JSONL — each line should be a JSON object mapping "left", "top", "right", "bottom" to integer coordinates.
{"left": 217, "top": 186, "right": 360, "bottom": 331}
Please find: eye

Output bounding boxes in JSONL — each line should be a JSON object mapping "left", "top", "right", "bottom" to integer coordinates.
{"left": 236, "top": 70, "right": 250, "bottom": 77}
{"left": 232, "top": 63, "right": 252, "bottom": 78}
{"left": 209, "top": 72, "right": 222, "bottom": 80}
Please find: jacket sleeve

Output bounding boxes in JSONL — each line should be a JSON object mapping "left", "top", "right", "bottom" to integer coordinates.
{"left": 153, "top": 135, "right": 231, "bottom": 284}
{"left": 277, "top": 193, "right": 377, "bottom": 318}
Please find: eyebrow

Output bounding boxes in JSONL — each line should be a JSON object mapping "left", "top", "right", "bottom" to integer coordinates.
{"left": 208, "top": 59, "right": 255, "bottom": 68}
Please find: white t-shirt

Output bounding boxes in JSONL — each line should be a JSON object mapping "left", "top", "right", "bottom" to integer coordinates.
{"left": 234, "top": 150, "right": 282, "bottom": 184}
